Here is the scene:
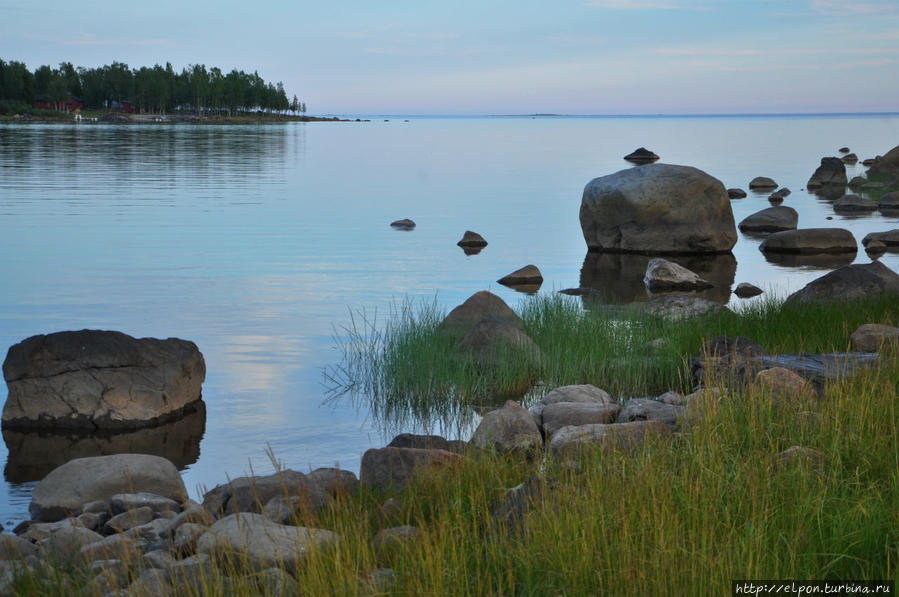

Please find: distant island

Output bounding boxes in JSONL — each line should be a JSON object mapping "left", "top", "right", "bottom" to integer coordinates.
{"left": 0, "top": 59, "right": 329, "bottom": 123}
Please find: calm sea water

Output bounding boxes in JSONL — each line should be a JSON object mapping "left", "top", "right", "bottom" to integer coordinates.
{"left": 1, "top": 114, "right": 898, "bottom": 528}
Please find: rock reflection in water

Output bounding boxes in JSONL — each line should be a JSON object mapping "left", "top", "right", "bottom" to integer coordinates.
{"left": 578, "top": 252, "right": 736, "bottom": 304}
{"left": 3, "top": 401, "right": 205, "bottom": 483}
{"left": 761, "top": 251, "right": 856, "bottom": 269}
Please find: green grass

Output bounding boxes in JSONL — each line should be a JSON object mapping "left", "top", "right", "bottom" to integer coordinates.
{"left": 325, "top": 292, "right": 899, "bottom": 432}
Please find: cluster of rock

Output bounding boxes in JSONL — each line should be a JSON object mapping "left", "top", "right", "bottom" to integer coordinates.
{"left": 0, "top": 453, "right": 399, "bottom": 596}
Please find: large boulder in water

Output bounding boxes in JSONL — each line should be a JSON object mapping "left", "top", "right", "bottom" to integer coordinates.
{"left": 439, "top": 291, "right": 523, "bottom": 342}
{"left": 2, "top": 330, "right": 205, "bottom": 430}
{"left": 759, "top": 229, "right": 857, "bottom": 254}
{"left": 807, "top": 157, "right": 847, "bottom": 190}
{"left": 738, "top": 206, "right": 798, "bottom": 233}
{"left": 579, "top": 164, "right": 736, "bottom": 254}
{"left": 785, "top": 261, "right": 899, "bottom": 305}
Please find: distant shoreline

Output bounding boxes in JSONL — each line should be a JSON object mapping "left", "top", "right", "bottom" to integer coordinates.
{"left": 0, "top": 112, "right": 356, "bottom": 125}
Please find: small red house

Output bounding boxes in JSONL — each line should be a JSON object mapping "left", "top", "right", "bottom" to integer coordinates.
{"left": 34, "top": 95, "right": 84, "bottom": 112}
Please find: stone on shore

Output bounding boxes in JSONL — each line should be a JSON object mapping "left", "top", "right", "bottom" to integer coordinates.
{"left": 749, "top": 176, "right": 778, "bottom": 190}
{"left": 360, "top": 447, "right": 462, "bottom": 493}
{"left": 196, "top": 513, "right": 337, "bottom": 570}
{"left": 2, "top": 329, "right": 205, "bottom": 430}
{"left": 549, "top": 420, "right": 673, "bottom": 454}
{"left": 579, "top": 163, "right": 737, "bottom": 254}
{"left": 540, "top": 402, "right": 621, "bottom": 439}
{"left": 386, "top": 433, "right": 467, "bottom": 453}
{"left": 470, "top": 400, "right": 542, "bottom": 454}
{"left": 529, "top": 384, "right": 614, "bottom": 425}
{"left": 30, "top": 454, "right": 187, "bottom": 522}
{"left": 755, "top": 367, "right": 814, "bottom": 403}
{"left": 785, "top": 261, "right": 899, "bottom": 304}
{"left": 643, "top": 258, "right": 713, "bottom": 292}
{"left": 759, "top": 228, "right": 857, "bottom": 254}
{"left": 201, "top": 470, "right": 331, "bottom": 517}
{"left": 616, "top": 398, "right": 685, "bottom": 427}
{"left": 849, "top": 324, "right": 899, "bottom": 352}
{"left": 738, "top": 206, "right": 798, "bottom": 233}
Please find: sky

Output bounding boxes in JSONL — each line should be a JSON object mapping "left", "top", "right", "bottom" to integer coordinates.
{"left": 1, "top": 0, "right": 898, "bottom": 115}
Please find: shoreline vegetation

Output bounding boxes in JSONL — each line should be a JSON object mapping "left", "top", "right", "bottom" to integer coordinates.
{"left": 5, "top": 293, "right": 898, "bottom": 595}
{"left": 0, "top": 111, "right": 353, "bottom": 124}
{"left": 0, "top": 59, "right": 314, "bottom": 122}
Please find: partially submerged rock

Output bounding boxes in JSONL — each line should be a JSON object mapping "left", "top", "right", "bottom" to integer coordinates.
{"left": 497, "top": 265, "right": 543, "bottom": 289}
{"left": 734, "top": 283, "right": 763, "bottom": 298}
{"left": 862, "top": 229, "right": 899, "bottom": 248}
{"left": 439, "top": 291, "right": 523, "bottom": 342}
{"left": 457, "top": 230, "right": 488, "bottom": 248}
{"left": 785, "top": 261, "right": 899, "bottom": 304}
{"left": 580, "top": 163, "right": 737, "bottom": 254}
{"left": 759, "top": 228, "right": 857, "bottom": 254}
{"left": 833, "top": 194, "right": 877, "bottom": 213}
{"left": 748, "top": 176, "right": 778, "bottom": 190}
{"left": 807, "top": 157, "right": 848, "bottom": 190}
{"left": 623, "top": 147, "right": 659, "bottom": 164}
{"left": 727, "top": 188, "right": 747, "bottom": 199}
{"left": 389, "top": 219, "right": 416, "bottom": 230}
{"left": 738, "top": 206, "right": 799, "bottom": 233}
{"left": 2, "top": 330, "right": 205, "bottom": 430}
{"left": 643, "top": 258, "right": 713, "bottom": 292}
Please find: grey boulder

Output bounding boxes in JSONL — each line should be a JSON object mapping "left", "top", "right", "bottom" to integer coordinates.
{"left": 30, "top": 454, "right": 187, "bottom": 522}
{"left": 470, "top": 400, "right": 542, "bottom": 453}
{"left": 738, "top": 206, "right": 798, "bottom": 233}
{"left": 643, "top": 258, "right": 713, "bottom": 292}
{"left": 759, "top": 228, "right": 857, "bottom": 254}
{"left": 833, "top": 194, "right": 877, "bottom": 213}
{"left": 807, "top": 157, "right": 847, "bottom": 189}
{"left": 785, "top": 261, "right": 899, "bottom": 304}
{"left": 439, "top": 291, "right": 523, "bottom": 342}
{"left": 2, "top": 330, "right": 205, "bottom": 430}
{"left": 580, "top": 163, "right": 737, "bottom": 254}
{"left": 360, "top": 447, "right": 461, "bottom": 493}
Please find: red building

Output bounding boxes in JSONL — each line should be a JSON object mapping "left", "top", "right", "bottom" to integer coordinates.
{"left": 34, "top": 95, "right": 85, "bottom": 112}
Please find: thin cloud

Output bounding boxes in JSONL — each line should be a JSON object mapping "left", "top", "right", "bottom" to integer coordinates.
{"left": 654, "top": 48, "right": 763, "bottom": 56}
{"left": 583, "top": 0, "right": 708, "bottom": 9}
{"left": 546, "top": 33, "right": 607, "bottom": 44}
{"left": 811, "top": 0, "right": 899, "bottom": 16}
{"left": 24, "top": 32, "right": 171, "bottom": 47}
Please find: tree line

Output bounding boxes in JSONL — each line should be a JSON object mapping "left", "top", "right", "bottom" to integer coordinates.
{"left": 0, "top": 59, "right": 306, "bottom": 116}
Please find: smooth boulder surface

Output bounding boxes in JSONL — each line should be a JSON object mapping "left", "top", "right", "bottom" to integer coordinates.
{"left": 2, "top": 330, "right": 205, "bottom": 430}
{"left": 748, "top": 176, "right": 778, "bottom": 190}
{"left": 540, "top": 402, "right": 621, "bottom": 439}
{"left": 196, "top": 513, "right": 337, "bottom": 570}
{"left": 862, "top": 229, "right": 899, "bottom": 248}
{"left": 833, "top": 194, "right": 877, "bottom": 213}
{"left": 201, "top": 470, "right": 331, "bottom": 517}
{"left": 643, "top": 258, "right": 712, "bottom": 292}
{"left": 579, "top": 163, "right": 737, "bottom": 254}
{"left": 439, "top": 291, "right": 523, "bottom": 342}
{"left": 849, "top": 324, "right": 899, "bottom": 352}
{"left": 549, "top": 420, "right": 672, "bottom": 454}
{"left": 738, "top": 206, "right": 798, "bottom": 233}
{"left": 616, "top": 398, "right": 685, "bottom": 427}
{"left": 785, "top": 261, "right": 899, "bottom": 304}
{"left": 470, "top": 400, "right": 542, "bottom": 453}
{"left": 360, "top": 447, "right": 462, "bottom": 493}
{"left": 30, "top": 454, "right": 187, "bottom": 522}
{"left": 529, "top": 384, "right": 614, "bottom": 424}
{"left": 759, "top": 228, "right": 857, "bottom": 254}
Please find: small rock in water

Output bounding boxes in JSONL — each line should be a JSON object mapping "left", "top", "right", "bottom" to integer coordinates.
{"left": 775, "top": 187, "right": 791, "bottom": 197}
{"left": 768, "top": 193, "right": 784, "bottom": 205}
{"left": 841, "top": 153, "right": 858, "bottom": 163}
{"left": 497, "top": 265, "right": 543, "bottom": 291}
{"left": 833, "top": 194, "right": 877, "bottom": 213}
{"left": 727, "top": 188, "right": 747, "bottom": 199}
{"left": 734, "top": 283, "right": 763, "bottom": 298}
{"left": 838, "top": 147, "right": 850, "bottom": 154}
{"left": 457, "top": 230, "right": 488, "bottom": 248}
{"left": 389, "top": 219, "right": 416, "bottom": 230}
{"left": 623, "top": 147, "right": 659, "bottom": 164}
{"left": 749, "top": 176, "right": 778, "bottom": 190}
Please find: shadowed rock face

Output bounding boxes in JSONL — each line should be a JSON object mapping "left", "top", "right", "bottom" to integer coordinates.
{"left": 3, "top": 401, "right": 205, "bottom": 483}
{"left": 785, "top": 261, "right": 899, "bottom": 304}
{"left": 579, "top": 163, "right": 737, "bottom": 254}
{"left": 579, "top": 252, "right": 736, "bottom": 304}
{"left": 807, "top": 157, "right": 847, "bottom": 189}
{"left": 2, "top": 330, "right": 205, "bottom": 430}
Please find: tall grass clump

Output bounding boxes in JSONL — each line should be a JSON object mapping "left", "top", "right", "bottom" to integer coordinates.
{"left": 326, "top": 291, "right": 899, "bottom": 430}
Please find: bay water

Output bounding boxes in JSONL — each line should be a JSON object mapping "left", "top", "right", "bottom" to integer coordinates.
{"left": 1, "top": 114, "right": 897, "bottom": 528}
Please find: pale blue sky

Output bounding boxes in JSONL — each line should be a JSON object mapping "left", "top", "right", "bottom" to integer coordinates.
{"left": 2, "top": 0, "right": 897, "bottom": 114}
